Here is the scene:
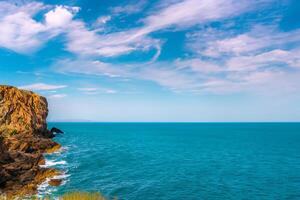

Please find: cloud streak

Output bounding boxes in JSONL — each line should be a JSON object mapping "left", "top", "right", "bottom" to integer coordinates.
{"left": 189, "top": 26, "right": 300, "bottom": 57}
{"left": 19, "top": 83, "right": 67, "bottom": 91}
{"left": 77, "top": 87, "right": 117, "bottom": 95}
{"left": 48, "top": 94, "right": 67, "bottom": 99}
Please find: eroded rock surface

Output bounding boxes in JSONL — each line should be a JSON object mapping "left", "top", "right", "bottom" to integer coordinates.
{"left": 0, "top": 85, "right": 61, "bottom": 197}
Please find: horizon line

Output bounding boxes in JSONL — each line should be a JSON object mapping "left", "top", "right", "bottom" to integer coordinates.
{"left": 47, "top": 121, "right": 300, "bottom": 123}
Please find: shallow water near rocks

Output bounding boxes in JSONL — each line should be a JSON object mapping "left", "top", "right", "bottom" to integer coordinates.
{"left": 42, "top": 123, "right": 300, "bottom": 200}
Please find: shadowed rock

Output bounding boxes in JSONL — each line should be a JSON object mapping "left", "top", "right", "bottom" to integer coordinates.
{"left": 51, "top": 127, "right": 64, "bottom": 134}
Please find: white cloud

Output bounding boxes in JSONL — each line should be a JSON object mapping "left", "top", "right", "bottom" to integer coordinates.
{"left": 0, "top": 1, "right": 44, "bottom": 17}
{"left": 48, "top": 94, "right": 67, "bottom": 99}
{"left": 173, "top": 23, "right": 300, "bottom": 94}
{"left": 206, "top": 34, "right": 264, "bottom": 56}
{"left": 105, "top": 89, "right": 117, "bottom": 94}
{"left": 64, "top": 20, "right": 162, "bottom": 58}
{"left": 60, "top": 0, "right": 261, "bottom": 59}
{"left": 95, "top": 15, "right": 111, "bottom": 25}
{"left": 0, "top": 0, "right": 265, "bottom": 58}
{"left": 175, "top": 58, "right": 223, "bottom": 73}
{"left": 226, "top": 49, "right": 300, "bottom": 71}
{"left": 141, "top": 66, "right": 201, "bottom": 91}
{"left": 78, "top": 88, "right": 99, "bottom": 92}
{"left": 0, "top": 12, "right": 46, "bottom": 53}
{"left": 111, "top": 0, "right": 146, "bottom": 15}
{"left": 77, "top": 87, "right": 117, "bottom": 95}
{"left": 19, "top": 83, "right": 67, "bottom": 91}
{"left": 54, "top": 50, "right": 300, "bottom": 95}
{"left": 142, "top": 0, "right": 254, "bottom": 33}
{"left": 96, "top": 46, "right": 136, "bottom": 57}
{"left": 188, "top": 26, "right": 300, "bottom": 57}
{"left": 45, "top": 5, "right": 79, "bottom": 28}
{"left": 0, "top": 2, "right": 78, "bottom": 53}
{"left": 55, "top": 59, "right": 128, "bottom": 77}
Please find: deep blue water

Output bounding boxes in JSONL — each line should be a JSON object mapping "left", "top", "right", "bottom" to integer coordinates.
{"left": 42, "top": 123, "right": 300, "bottom": 200}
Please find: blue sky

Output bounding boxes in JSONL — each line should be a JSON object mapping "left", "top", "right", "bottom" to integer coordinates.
{"left": 0, "top": 0, "right": 300, "bottom": 122}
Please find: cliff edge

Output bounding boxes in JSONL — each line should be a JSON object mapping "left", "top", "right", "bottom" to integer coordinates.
{"left": 0, "top": 85, "right": 61, "bottom": 197}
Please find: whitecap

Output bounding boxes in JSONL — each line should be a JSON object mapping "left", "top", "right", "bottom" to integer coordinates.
{"left": 37, "top": 177, "right": 56, "bottom": 197}
{"left": 37, "top": 172, "right": 70, "bottom": 198}
{"left": 44, "top": 146, "right": 69, "bottom": 155}
{"left": 40, "top": 160, "right": 67, "bottom": 168}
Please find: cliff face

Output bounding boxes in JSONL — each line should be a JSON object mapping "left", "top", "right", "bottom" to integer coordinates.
{"left": 0, "top": 85, "right": 61, "bottom": 197}
{"left": 0, "top": 86, "right": 48, "bottom": 136}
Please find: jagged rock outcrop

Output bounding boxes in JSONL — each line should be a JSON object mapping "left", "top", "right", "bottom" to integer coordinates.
{"left": 0, "top": 85, "right": 61, "bottom": 197}
{"left": 50, "top": 127, "right": 64, "bottom": 135}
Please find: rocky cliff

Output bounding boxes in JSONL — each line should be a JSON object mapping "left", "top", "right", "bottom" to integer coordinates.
{"left": 0, "top": 85, "right": 61, "bottom": 197}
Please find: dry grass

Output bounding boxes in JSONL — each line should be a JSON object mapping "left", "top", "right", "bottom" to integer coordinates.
{"left": 59, "top": 192, "right": 107, "bottom": 200}
{"left": 0, "top": 191, "right": 116, "bottom": 200}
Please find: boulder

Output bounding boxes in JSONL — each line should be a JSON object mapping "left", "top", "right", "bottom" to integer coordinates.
{"left": 50, "top": 127, "right": 64, "bottom": 134}
{"left": 48, "top": 179, "right": 63, "bottom": 186}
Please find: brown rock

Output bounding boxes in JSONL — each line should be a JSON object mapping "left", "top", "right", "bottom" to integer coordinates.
{"left": 0, "top": 85, "right": 48, "bottom": 136}
{"left": 48, "top": 179, "right": 63, "bottom": 186}
{"left": 46, "top": 143, "right": 61, "bottom": 154}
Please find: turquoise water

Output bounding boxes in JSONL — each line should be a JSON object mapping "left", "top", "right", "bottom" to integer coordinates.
{"left": 43, "top": 123, "right": 300, "bottom": 200}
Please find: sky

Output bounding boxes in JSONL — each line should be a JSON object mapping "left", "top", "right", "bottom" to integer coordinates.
{"left": 0, "top": 0, "right": 300, "bottom": 122}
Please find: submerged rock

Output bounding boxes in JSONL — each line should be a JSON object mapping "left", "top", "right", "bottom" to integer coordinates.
{"left": 0, "top": 85, "right": 62, "bottom": 197}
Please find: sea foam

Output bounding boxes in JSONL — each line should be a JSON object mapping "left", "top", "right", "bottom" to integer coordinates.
{"left": 40, "top": 160, "right": 67, "bottom": 168}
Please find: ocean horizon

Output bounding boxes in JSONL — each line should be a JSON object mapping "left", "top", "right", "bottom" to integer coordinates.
{"left": 48, "top": 121, "right": 300, "bottom": 123}
{"left": 39, "top": 122, "right": 300, "bottom": 199}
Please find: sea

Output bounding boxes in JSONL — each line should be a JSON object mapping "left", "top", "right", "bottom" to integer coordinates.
{"left": 39, "top": 123, "right": 300, "bottom": 200}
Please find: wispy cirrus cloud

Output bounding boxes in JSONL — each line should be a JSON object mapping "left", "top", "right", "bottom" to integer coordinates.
{"left": 226, "top": 49, "right": 300, "bottom": 71}
{"left": 19, "top": 83, "right": 67, "bottom": 91}
{"left": 54, "top": 58, "right": 128, "bottom": 78}
{"left": 110, "top": 0, "right": 147, "bottom": 15}
{"left": 60, "top": 0, "right": 266, "bottom": 61}
{"left": 187, "top": 25, "right": 300, "bottom": 57}
{"left": 142, "top": 0, "right": 254, "bottom": 32}
{"left": 94, "top": 15, "right": 111, "bottom": 26}
{"left": 53, "top": 49, "right": 300, "bottom": 95}
{"left": 64, "top": 20, "right": 162, "bottom": 59}
{"left": 174, "top": 59, "right": 223, "bottom": 73}
{"left": 141, "top": 62, "right": 300, "bottom": 95}
{"left": 0, "top": 1, "right": 43, "bottom": 18}
{"left": 78, "top": 87, "right": 117, "bottom": 95}
{"left": 48, "top": 94, "right": 67, "bottom": 99}
{"left": 78, "top": 88, "right": 99, "bottom": 92}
